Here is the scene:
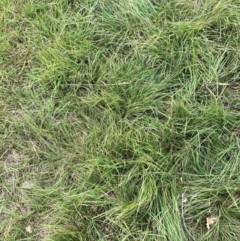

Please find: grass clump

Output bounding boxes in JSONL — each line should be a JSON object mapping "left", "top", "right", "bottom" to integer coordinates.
{"left": 1, "top": 0, "right": 240, "bottom": 240}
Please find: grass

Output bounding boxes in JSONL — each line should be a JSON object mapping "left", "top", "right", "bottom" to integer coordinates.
{"left": 1, "top": 0, "right": 240, "bottom": 240}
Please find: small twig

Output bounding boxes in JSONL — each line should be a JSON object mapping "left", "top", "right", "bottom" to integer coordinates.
{"left": 234, "top": 133, "right": 240, "bottom": 150}
{"left": 181, "top": 193, "right": 196, "bottom": 241}
{"left": 63, "top": 82, "right": 130, "bottom": 87}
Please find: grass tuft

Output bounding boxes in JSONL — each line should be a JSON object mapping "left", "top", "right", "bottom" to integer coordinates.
{"left": 1, "top": 0, "right": 240, "bottom": 240}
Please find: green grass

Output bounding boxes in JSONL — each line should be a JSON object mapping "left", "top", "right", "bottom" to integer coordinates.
{"left": 1, "top": 0, "right": 240, "bottom": 240}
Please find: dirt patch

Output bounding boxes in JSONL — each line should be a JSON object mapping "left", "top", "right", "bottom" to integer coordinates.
{"left": 3, "top": 149, "right": 21, "bottom": 163}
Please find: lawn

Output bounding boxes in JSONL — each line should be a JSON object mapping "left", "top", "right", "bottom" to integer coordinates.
{"left": 1, "top": 0, "right": 240, "bottom": 240}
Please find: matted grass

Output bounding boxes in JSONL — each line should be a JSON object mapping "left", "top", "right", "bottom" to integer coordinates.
{"left": 1, "top": 0, "right": 240, "bottom": 240}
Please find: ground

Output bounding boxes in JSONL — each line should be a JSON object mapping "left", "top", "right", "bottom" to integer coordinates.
{"left": 1, "top": 0, "right": 240, "bottom": 240}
